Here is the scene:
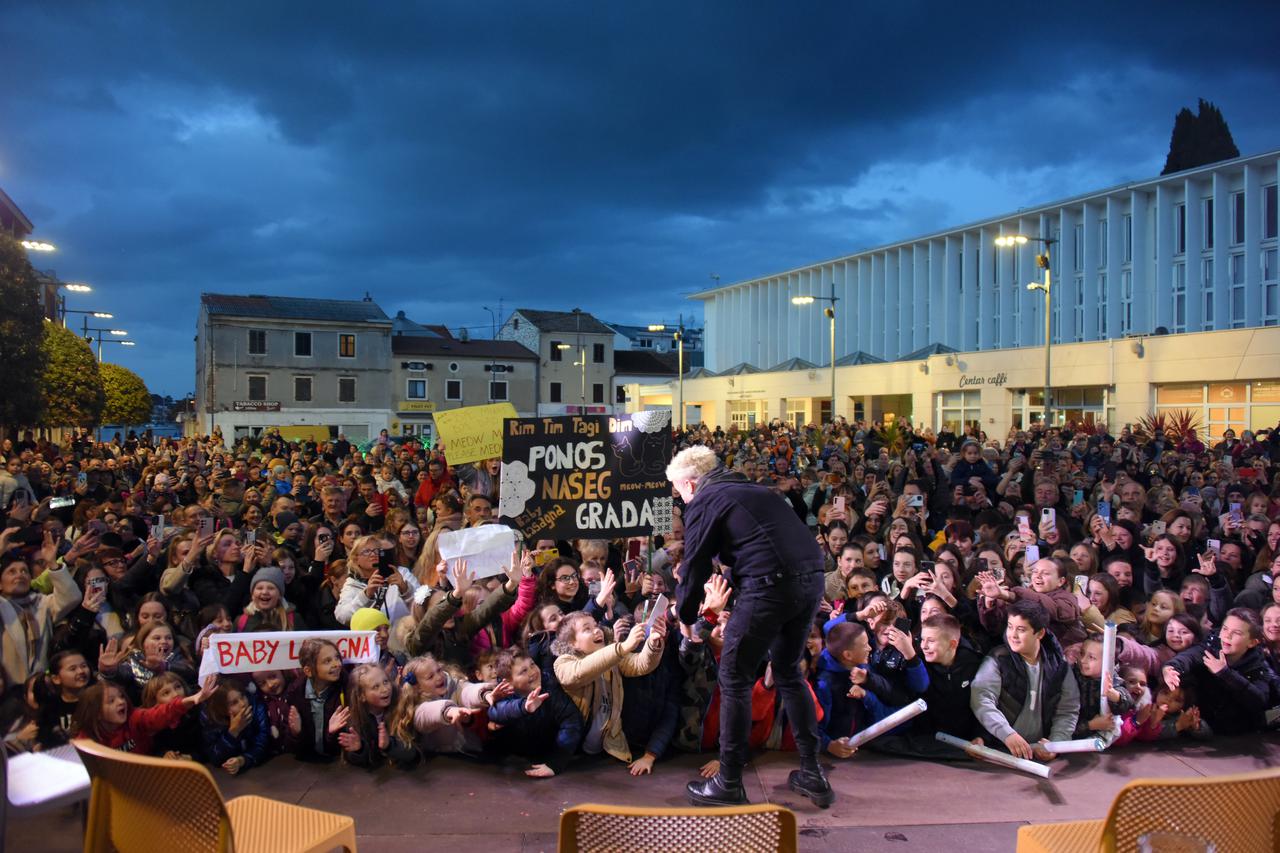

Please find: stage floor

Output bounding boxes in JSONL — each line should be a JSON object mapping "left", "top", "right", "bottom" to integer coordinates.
{"left": 11, "top": 735, "right": 1278, "bottom": 851}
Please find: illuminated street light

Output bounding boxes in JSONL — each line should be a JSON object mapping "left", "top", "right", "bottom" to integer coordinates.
{"left": 93, "top": 312, "right": 113, "bottom": 319}
{"left": 109, "top": 329, "right": 128, "bottom": 336}
{"left": 995, "top": 232, "right": 1057, "bottom": 426}
{"left": 790, "top": 295, "right": 815, "bottom": 306}
{"left": 64, "top": 283, "right": 92, "bottom": 293}
{"left": 790, "top": 289, "right": 839, "bottom": 422}
{"left": 646, "top": 320, "right": 687, "bottom": 429}
{"left": 20, "top": 240, "right": 56, "bottom": 252}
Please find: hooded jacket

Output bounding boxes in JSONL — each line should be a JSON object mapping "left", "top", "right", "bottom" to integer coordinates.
{"left": 1166, "top": 642, "right": 1279, "bottom": 735}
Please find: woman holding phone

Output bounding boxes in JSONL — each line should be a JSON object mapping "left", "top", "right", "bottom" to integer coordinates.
{"left": 335, "top": 534, "right": 419, "bottom": 626}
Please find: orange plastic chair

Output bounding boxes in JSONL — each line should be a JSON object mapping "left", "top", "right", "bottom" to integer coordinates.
{"left": 558, "top": 802, "right": 798, "bottom": 853}
{"left": 1016, "top": 766, "right": 1280, "bottom": 853}
{"left": 72, "top": 740, "right": 357, "bottom": 853}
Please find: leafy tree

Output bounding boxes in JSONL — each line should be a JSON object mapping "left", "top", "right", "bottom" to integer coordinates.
{"left": 40, "top": 323, "right": 104, "bottom": 427}
{"left": 100, "top": 363, "right": 152, "bottom": 425}
{"left": 0, "top": 235, "right": 48, "bottom": 432}
{"left": 1162, "top": 99, "right": 1240, "bottom": 175}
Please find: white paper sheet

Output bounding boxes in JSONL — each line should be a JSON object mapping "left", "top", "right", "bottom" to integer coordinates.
{"left": 437, "top": 525, "right": 520, "bottom": 581}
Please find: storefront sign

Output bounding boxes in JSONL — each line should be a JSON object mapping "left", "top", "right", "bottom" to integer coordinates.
{"left": 400, "top": 401, "right": 437, "bottom": 413}
{"left": 232, "top": 401, "right": 281, "bottom": 412}
{"left": 498, "top": 412, "right": 674, "bottom": 540}
{"left": 958, "top": 372, "right": 1008, "bottom": 389}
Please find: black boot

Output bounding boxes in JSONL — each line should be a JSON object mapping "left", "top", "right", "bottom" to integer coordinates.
{"left": 788, "top": 764, "right": 834, "bottom": 809}
{"left": 686, "top": 772, "right": 749, "bottom": 807}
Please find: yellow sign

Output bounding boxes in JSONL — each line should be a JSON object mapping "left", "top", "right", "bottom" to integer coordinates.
{"left": 400, "top": 402, "right": 436, "bottom": 413}
{"left": 433, "top": 402, "right": 517, "bottom": 464}
{"left": 276, "top": 425, "right": 329, "bottom": 443}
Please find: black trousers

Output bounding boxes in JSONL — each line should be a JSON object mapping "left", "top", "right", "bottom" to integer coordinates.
{"left": 716, "top": 571, "right": 824, "bottom": 777}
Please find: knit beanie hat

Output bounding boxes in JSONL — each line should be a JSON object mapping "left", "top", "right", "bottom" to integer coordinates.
{"left": 274, "top": 511, "right": 300, "bottom": 530}
{"left": 350, "top": 607, "right": 390, "bottom": 632}
{"left": 251, "top": 565, "right": 287, "bottom": 599}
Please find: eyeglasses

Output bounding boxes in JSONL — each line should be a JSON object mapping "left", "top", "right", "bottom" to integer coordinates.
{"left": 555, "top": 573, "right": 580, "bottom": 583}
{"left": 358, "top": 548, "right": 380, "bottom": 557}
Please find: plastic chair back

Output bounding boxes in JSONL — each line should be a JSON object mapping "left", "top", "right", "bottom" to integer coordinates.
{"left": 1102, "top": 766, "right": 1280, "bottom": 853}
{"left": 559, "top": 803, "right": 798, "bottom": 853}
{"left": 73, "top": 739, "right": 234, "bottom": 853}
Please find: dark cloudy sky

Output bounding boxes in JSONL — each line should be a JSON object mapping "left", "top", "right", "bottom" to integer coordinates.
{"left": 5, "top": 2, "right": 1279, "bottom": 396}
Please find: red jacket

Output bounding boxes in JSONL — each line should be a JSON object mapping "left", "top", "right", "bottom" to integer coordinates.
{"left": 82, "top": 697, "right": 188, "bottom": 754}
{"left": 414, "top": 472, "right": 455, "bottom": 508}
{"left": 700, "top": 676, "right": 823, "bottom": 752}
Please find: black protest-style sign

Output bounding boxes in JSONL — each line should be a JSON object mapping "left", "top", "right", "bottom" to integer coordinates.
{"left": 498, "top": 412, "right": 673, "bottom": 541}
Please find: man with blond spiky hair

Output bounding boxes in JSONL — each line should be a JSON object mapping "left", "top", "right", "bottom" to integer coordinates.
{"left": 668, "top": 445, "right": 831, "bottom": 809}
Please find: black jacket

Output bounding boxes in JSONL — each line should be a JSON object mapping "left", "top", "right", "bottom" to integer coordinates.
{"left": 915, "top": 641, "right": 983, "bottom": 740}
{"left": 486, "top": 686, "right": 583, "bottom": 774}
{"left": 677, "top": 466, "right": 823, "bottom": 623}
{"left": 1167, "top": 642, "right": 1279, "bottom": 736}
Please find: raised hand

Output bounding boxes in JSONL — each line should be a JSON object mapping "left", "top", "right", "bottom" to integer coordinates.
{"left": 488, "top": 680, "right": 515, "bottom": 706}
{"left": 1175, "top": 706, "right": 1202, "bottom": 733}
{"left": 98, "top": 638, "right": 125, "bottom": 673}
{"left": 444, "top": 706, "right": 472, "bottom": 726}
{"left": 596, "top": 568, "right": 617, "bottom": 608}
{"left": 452, "top": 560, "right": 474, "bottom": 597}
{"left": 377, "top": 721, "right": 390, "bottom": 750}
{"left": 1193, "top": 552, "right": 1217, "bottom": 576}
{"left": 1161, "top": 666, "right": 1181, "bottom": 691}
{"left": 622, "top": 623, "right": 647, "bottom": 653}
{"left": 288, "top": 706, "right": 303, "bottom": 737}
{"left": 327, "top": 706, "right": 351, "bottom": 734}
{"left": 187, "top": 675, "right": 220, "bottom": 707}
{"left": 524, "top": 691, "right": 550, "bottom": 715}
{"left": 1202, "top": 648, "right": 1229, "bottom": 674}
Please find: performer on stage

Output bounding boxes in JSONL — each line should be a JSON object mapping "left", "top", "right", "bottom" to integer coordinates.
{"left": 668, "top": 446, "right": 833, "bottom": 808}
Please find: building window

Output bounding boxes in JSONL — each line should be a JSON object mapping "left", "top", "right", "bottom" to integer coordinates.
{"left": 1120, "top": 270, "right": 1133, "bottom": 335}
{"left": 339, "top": 334, "right": 356, "bottom": 358}
{"left": 592, "top": 343, "right": 605, "bottom": 363}
{"left": 1172, "top": 262, "right": 1187, "bottom": 333}
{"left": 1123, "top": 214, "right": 1133, "bottom": 262}
{"left": 1265, "top": 248, "right": 1279, "bottom": 326}
{"left": 446, "top": 380, "right": 462, "bottom": 401}
{"left": 406, "top": 379, "right": 427, "bottom": 400}
{"left": 1202, "top": 258, "right": 1215, "bottom": 329}
{"left": 728, "top": 400, "right": 761, "bottom": 430}
{"left": 936, "top": 390, "right": 981, "bottom": 434}
{"left": 1098, "top": 218, "right": 1107, "bottom": 267}
{"left": 1229, "top": 253, "right": 1246, "bottom": 327}
{"left": 1231, "top": 191, "right": 1245, "bottom": 245}
{"left": 1173, "top": 203, "right": 1186, "bottom": 255}
{"left": 1203, "top": 198, "right": 1214, "bottom": 250}
{"left": 616, "top": 386, "right": 627, "bottom": 405}
{"left": 550, "top": 340, "right": 564, "bottom": 361}
{"left": 294, "top": 376, "right": 312, "bottom": 402}
{"left": 1072, "top": 275, "right": 1083, "bottom": 341}
{"left": 549, "top": 382, "right": 562, "bottom": 403}
{"left": 1097, "top": 273, "right": 1107, "bottom": 337}
{"left": 489, "top": 381, "right": 508, "bottom": 402}
{"left": 294, "top": 332, "right": 312, "bottom": 357}
{"left": 338, "top": 377, "right": 356, "bottom": 403}
{"left": 248, "top": 330, "right": 267, "bottom": 355}
{"left": 1073, "top": 223, "right": 1084, "bottom": 271}
{"left": 592, "top": 383, "right": 604, "bottom": 404}
{"left": 1265, "top": 184, "right": 1278, "bottom": 240}
{"left": 247, "top": 374, "right": 267, "bottom": 401}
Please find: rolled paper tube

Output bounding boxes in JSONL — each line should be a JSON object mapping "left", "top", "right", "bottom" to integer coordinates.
{"left": 843, "top": 699, "right": 928, "bottom": 749}
{"left": 1100, "top": 621, "right": 1118, "bottom": 717}
{"left": 1042, "top": 738, "right": 1105, "bottom": 754}
{"left": 934, "top": 732, "right": 1053, "bottom": 778}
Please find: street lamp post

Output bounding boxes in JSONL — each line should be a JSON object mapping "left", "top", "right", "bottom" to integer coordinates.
{"left": 648, "top": 316, "right": 686, "bottom": 430}
{"left": 791, "top": 282, "right": 839, "bottom": 425}
{"left": 995, "top": 234, "right": 1058, "bottom": 428}
{"left": 84, "top": 326, "right": 129, "bottom": 362}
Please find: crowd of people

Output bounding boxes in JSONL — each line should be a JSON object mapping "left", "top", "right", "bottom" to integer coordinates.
{"left": 1, "top": 416, "right": 1277, "bottom": 788}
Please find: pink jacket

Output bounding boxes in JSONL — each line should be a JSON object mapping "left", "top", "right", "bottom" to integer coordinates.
{"left": 469, "top": 575, "right": 536, "bottom": 658}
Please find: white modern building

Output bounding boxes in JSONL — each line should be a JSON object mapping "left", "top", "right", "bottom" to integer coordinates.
{"left": 625, "top": 149, "right": 1280, "bottom": 437}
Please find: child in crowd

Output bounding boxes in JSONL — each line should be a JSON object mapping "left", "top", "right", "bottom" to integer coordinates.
{"left": 486, "top": 650, "right": 581, "bottom": 777}
{"left": 339, "top": 662, "right": 419, "bottom": 769}
{"left": 202, "top": 678, "right": 270, "bottom": 774}
{"left": 285, "top": 638, "right": 347, "bottom": 762}
{"left": 36, "top": 650, "right": 92, "bottom": 748}
{"left": 144, "top": 672, "right": 204, "bottom": 759}
{"left": 394, "top": 654, "right": 497, "bottom": 756}
{"left": 73, "top": 676, "right": 216, "bottom": 754}
{"left": 1071, "top": 637, "right": 1134, "bottom": 740}
{"left": 250, "top": 669, "right": 292, "bottom": 755}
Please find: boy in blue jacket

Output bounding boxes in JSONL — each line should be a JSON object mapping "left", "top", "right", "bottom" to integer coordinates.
{"left": 815, "top": 621, "right": 870, "bottom": 759}
{"left": 486, "top": 650, "right": 583, "bottom": 778}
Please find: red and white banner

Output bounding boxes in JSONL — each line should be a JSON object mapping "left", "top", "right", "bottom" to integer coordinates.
{"left": 199, "top": 630, "right": 378, "bottom": 680}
